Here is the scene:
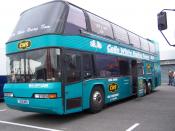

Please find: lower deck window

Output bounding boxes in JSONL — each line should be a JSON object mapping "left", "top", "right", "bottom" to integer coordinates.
{"left": 64, "top": 53, "right": 81, "bottom": 83}
{"left": 95, "top": 54, "right": 130, "bottom": 77}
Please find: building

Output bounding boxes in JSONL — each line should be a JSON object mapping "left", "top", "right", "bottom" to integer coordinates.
{"left": 160, "top": 50, "right": 175, "bottom": 84}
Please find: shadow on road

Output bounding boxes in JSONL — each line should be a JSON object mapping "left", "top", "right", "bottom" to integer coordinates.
{"left": 11, "top": 111, "right": 91, "bottom": 127}
{"left": 105, "top": 90, "right": 158, "bottom": 108}
{"left": 9, "top": 90, "right": 159, "bottom": 127}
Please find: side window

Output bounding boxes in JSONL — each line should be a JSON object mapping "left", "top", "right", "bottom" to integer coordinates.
{"left": 65, "top": 52, "right": 81, "bottom": 83}
{"left": 83, "top": 54, "right": 93, "bottom": 79}
{"left": 140, "top": 38, "right": 150, "bottom": 52}
{"left": 118, "top": 58, "right": 130, "bottom": 76}
{"left": 128, "top": 32, "right": 141, "bottom": 48}
{"left": 112, "top": 24, "right": 130, "bottom": 44}
{"left": 95, "top": 54, "right": 119, "bottom": 77}
{"left": 87, "top": 13, "right": 113, "bottom": 38}
{"left": 137, "top": 62, "right": 144, "bottom": 75}
{"left": 64, "top": 5, "right": 86, "bottom": 34}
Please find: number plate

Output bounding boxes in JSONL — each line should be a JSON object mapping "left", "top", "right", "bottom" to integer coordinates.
{"left": 17, "top": 99, "right": 29, "bottom": 104}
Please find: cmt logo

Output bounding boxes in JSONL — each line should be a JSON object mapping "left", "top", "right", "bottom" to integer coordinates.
{"left": 108, "top": 83, "right": 118, "bottom": 93}
{"left": 90, "top": 40, "right": 102, "bottom": 49}
{"left": 18, "top": 40, "right": 31, "bottom": 50}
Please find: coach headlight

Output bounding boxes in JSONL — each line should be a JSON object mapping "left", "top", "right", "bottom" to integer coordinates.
{"left": 4, "top": 92, "right": 14, "bottom": 97}
{"left": 33, "top": 93, "right": 57, "bottom": 99}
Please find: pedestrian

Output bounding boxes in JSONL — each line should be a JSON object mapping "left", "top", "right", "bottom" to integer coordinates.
{"left": 173, "top": 71, "right": 175, "bottom": 86}
{"left": 168, "top": 71, "right": 171, "bottom": 85}
{"left": 168, "top": 71, "right": 173, "bottom": 86}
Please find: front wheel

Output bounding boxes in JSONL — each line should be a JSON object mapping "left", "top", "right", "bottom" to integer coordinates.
{"left": 89, "top": 86, "right": 104, "bottom": 113}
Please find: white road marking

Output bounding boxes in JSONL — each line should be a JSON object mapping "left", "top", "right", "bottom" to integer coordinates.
{"left": 0, "top": 109, "right": 7, "bottom": 112}
{"left": 0, "top": 120, "right": 63, "bottom": 131}
{"left": 126, "top": 123, "right": 140, "bottom": 131}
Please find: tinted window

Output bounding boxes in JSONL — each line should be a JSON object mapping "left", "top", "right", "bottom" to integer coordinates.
{"left": 112, "top": 24, "right": 129, "bottom": 44}
{"left": 118, "top": 58, "right": 130, "bottom": 76}
{"left": 64, "top": 5, "right": 86, "bottom": 34}
{"left": 9, "top": 2, "right": 66, "bottom": 42}
{"left": 95, "top": 54, "right": 119, "bottom": 77}
{"left": 65, "top": 53, "right": 81, "bottom": 83}
{"left": 88, "top": 13, "right": 113, "bottom": 38}
{"left": 83, "top": 54, "right": 93, "bottom": 79}
{"left": 140, "top": 38, "right": 150, "bottom": 52}
{"left": 128, "top": 32, "right": 141, "bottom": 48}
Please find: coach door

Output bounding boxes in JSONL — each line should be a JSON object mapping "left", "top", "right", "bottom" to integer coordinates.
{"left": 131, "top": 60, "right": 138, "bottom": 94}
{"left": 63, "top": 50, "right": 83, "bottom": 114}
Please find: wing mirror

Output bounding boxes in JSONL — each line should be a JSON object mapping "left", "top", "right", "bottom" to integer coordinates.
{"left": 157, "top": 11, "right": 167, "bottom": 31}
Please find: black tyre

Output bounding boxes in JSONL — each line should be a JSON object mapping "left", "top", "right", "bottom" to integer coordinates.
{"left": 143, "top": 82, "right": 147, "bottom": 96}
{"left": 0, "top": 99, "right": 4, "bottom": 102}
{"left": 89, "top": 86, "right": 104, "bottom": 113}
{"left": 147, "top": 81, "right": 152, "bottom": 94}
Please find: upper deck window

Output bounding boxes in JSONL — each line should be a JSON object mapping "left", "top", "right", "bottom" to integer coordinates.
{"left": 140, "top": 38, "right": 150, "bottom": 52}
{"left": 149, "top": 42, "right": 156, "bottom": 53}
{"left": 112, "top": 25, "right": 129, "bottom": 44}
{"left": 87, "top": 13, "right": 113, "bottom": 39}
{"left": 64, "top": 5, "right": 86, "bottom": 34}
{"left": 8, "top": 2, "right": 66, "bottom": 42}
{"left": 128, "top": 32, "right": 141, "bottom": 48}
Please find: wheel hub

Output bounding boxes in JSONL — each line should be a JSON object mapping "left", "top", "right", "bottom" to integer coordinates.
{"left": 93, "top": 91, "right": 102, "bottom": 104}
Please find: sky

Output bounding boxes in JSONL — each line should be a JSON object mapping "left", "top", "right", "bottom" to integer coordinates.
{"left": 1, "top": 0, "right": 175, "bottom": 75}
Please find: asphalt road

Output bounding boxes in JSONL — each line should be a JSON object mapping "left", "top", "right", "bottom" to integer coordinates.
{"left": 0, "top": 85, "right": 175, "bottom": 131}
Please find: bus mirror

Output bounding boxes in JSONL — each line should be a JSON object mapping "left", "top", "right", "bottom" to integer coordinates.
{"left": 157, "top": 11, "right": 167, "bottom": 31}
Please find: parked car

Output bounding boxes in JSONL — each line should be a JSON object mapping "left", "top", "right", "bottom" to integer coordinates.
{"left": 0, "top": 76, "right": 7, "bottom": 102}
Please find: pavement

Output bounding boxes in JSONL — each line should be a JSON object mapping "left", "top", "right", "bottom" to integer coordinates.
{"left": 0, "top": 85, "right": 175, "bottom": 131}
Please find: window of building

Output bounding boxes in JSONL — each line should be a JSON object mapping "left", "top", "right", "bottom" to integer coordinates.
{"left": 128, "top": 32, "right": 141, "bottom": 48}
{"left": 95, "top": 54, "right": 119, "bottom": 77}
{"left": 87, "top": 13, "right": 113, "bottom": 38}
{"left": 64, "top": 52, "right": 81, "bottom": 83}
{"left": 112, "top": 24, "right": 129, "bottom": 44}
{"left": 64, "top": 5, "right": 86, "bottom": 34}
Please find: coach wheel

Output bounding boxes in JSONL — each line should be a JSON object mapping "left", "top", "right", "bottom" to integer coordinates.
{"left": 147, "top": 81, "right": 152, "bottom": 94}
{"left": 89, "top": 86, "right": 104, "bottom": 113}
{"left": 143, "top": 82, "right": 147, "bottom": 96}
